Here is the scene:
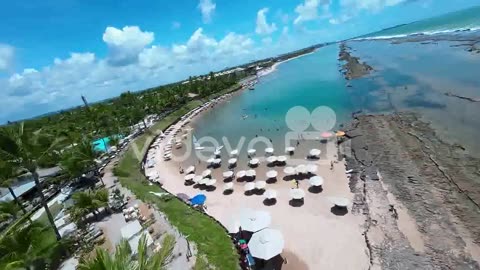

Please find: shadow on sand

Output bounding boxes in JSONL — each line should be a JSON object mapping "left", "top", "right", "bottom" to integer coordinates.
{"left": 223, "top": 189, "right": 234, "bottom": 195}
{"left": 244, "top": 190, "right": 254, "bottom": 196}
{"left": 193, "top": 184, "right": 201, "bottom": 189}
{"left": 263, "top": 198, "right": 277, "bottom": 206}
{"left": 266, "top": 178, "right": 277, "bottom": 184}
{"left": 254, "top": 189, "right": 265, "bottom": 195}
{"left": 206, "top": 186, "right": 217, "bottom": 192}
{"left": 289, "top": 199, "right": 304, "bottom": 207}
{"left": 330, "top": 206, "right": 348, "bottom": 216}
{"left": 184, "top": 181, "right": 194, "bottom": 186}
{"left": 308, "top": 186, "right": 323, "bottom": 194}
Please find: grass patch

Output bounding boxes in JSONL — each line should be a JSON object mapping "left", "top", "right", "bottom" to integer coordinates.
{"left": 116, "top": 101, "right": 239, "bottom": 270}
{"left": 37, "top": 202, "right": 63, "bottom": 226}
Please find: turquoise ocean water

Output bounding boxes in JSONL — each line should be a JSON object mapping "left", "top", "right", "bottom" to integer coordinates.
{"left": 358, "top": 5, "right": 480, "bottom": 40}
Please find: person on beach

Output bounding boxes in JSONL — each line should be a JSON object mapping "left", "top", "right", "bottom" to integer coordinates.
{"left": 330, "top": 161, "right": 334, "bottom": 170}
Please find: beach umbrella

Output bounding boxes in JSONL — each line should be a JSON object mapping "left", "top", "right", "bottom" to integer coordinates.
{"left": 285, "top": 146, "right": 295, "bottom": 154}
{"left": 290, "top": 188, "right": 305, "bottom": 199}
{"left": 190, "top": 194, "right": 206, "bottom": 205}
{"left": 230, "top": 149, "right": 239, "bottom": 156}
{"left": 207, "top": 158, "right": 215, "bottom": 164}
{"left": 309, "top": 149, "right": 321, "bottom": 157}
{"left": 266, "top": 170, "right": 278, "bottom": 179}
{"left": 321, "top": 131, "right": 333, "bottom": 139}
{"left": 214, "top": 149, "right": 221, "bottom": 156}
{"left": 283, "top": 167, "right": 295, "bottom": 175}
{"left": 206, "top": 179, "right": 217, "bottom": 186}
{"left": 246, "top": 169, "right": 256, "bottom": 177}
{"left": 295, "top": 164, "right": 307, "bottom": 174}
{"left": 264, "top": 189, "right": 277, "bottom": 199}
{"left": 249, "top": 158, "right": 260, "bottom": 166}
{"left": 331, "top": 197, "right": 350, "bottom": 208}
{"left": 236, "top": 170, "right": 246, "bottom": 178}
{"left": 202, "top": 169, "right": 212, "bottom": 177}
{"left": 238, "top": 208, "right": 271, "bottom": 232}
{"left": 213, "top": 158, "right": 222, "bottom": 165}
{"left": 266, "top": 156, "right": 277, "bottom": 164}
{"left": 248, "top": 149, "right": 256, "bottom": 155}
{"left": 265, "top": 147, "right": 274, "bottom": 155}
{"left": 199, "top": 178, "right": 209, "bottom": 185}
{"left": 277, "top": 156, "right": 287, "bottom": 163}
{"left": 186, "top": 166, "right": 195, "bottom": 174}
{"left": 336, "top": 131, "right": 346, "bottom": 137}
{"left": 249, "top": 229, "right": 284, "bottom": 260}
{"left": 244, "top": 182, "right": 255, "bottom": 191}
{"left": 184, "top": 174, "right": 195, "bottom": 181}
{"left": 176, "top": 193, "right": 190, "bottom": 202}
{"left": 224, "top": 182, "right": 234, "bottom": 190}
{"left": 309, "top": 176, "right": 324, "bottom": 186}
{"left": 255, "top": 181, "right": 267, "bottom": 190}
{"left": 306, "top": 164, "right": 318, "bottom": 174}
{"left": 227, "top": 219, "right": 240, "bottom": 234}
{"left": 223, "top": 171, "right": 234, "bottom": 178}
{"left": 193, "top": 175, "right": 203, "bottom": 183}
{"left": 228, "top": 158, "right": 237, "bottom": 165}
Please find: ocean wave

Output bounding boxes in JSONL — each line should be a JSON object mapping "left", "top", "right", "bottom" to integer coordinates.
{"left": 354, "top": 26, "right": 480, "bottom": 41}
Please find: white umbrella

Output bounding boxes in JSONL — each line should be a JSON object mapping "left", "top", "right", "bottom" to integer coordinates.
{"left": 186, "top": 166, "right": 195, "bottom": 174}
{"left": 277, "top": 156, "right": 287, "bottom": 163}
{"left": 207, "top": 158, "right": 215, "bottom": 164}
{"left": 332, "top": 197, "right": 350, "bottom": 208}
{"left": 265, "top": 147, "right": 274, "bottom": 154}
{"left": 266, "top": 170, "right": 278, "bottom": 179}
{"left": 255, "top": 181, "right": 266, "bottom": 190}
{"left": 228, "top": 158, "right": 237, "bottom": 165}
{"left": 249, "top": 158, "right": 260, "bottom": 166}
{"left": 306, "top": 164, "right": 318, "bottom": 174}
{"left": 213, "top": 158, "right": 222, "bottom": 165}
{"left": 223, "top": 171, "right": 234, "bottom": 178}
{"left": 193, "top": 175, "right": 203, "bottom": 183}
{"left": 199, "top": 178, "right": 209, "bottom": 185}
{"left": 309, "top": 176, "right": 324, "bottom": 186}
{"left": 283, "top": 167, "right": 295, "bottom": 175}
{"left": 214, "top": 150, "right": 221, "bottom": 156}
{"left": 285, "top": 146, "right": 295, "bottom": 153}
{"left": 230, "top": 149, "right": 239, "bottom": 156}
{"left": 309, "top": 149, "right": 321, "bottom": 157}
{"left": 238, "top": 208, "right": 271, "bottom": 232}
{"left": 266, "top": 156, "right": 277, "bottom": 164}
{"left": 264, "top": 189, "right": 277, "bottom": 199}
{"left": 206, "top": 179, "right": 217, "bottom": 186}
{"left": 202, "top": 169, "right": 212, "bottom": 177}
{"left": 295, "top": 164, "right": 307, "bottom": 174}
{"left": 227, "top": 220, "right": 240, "bottom": 234}
{"left": 246, "top": 169, "right": 256, "bottom": 177}
{"left": 290, "top": 188, "right": 305, "bottom": 199}
{"left": 248, "top": 149, "right": 256, "bottom": 155}
{"left": 224, "top": 182, "right": 234, "bottom": 190}
{"left": 244, "top": 182, "right": 255, "bottom": 191}
{"left": 184, "top": 174, "right": 195, "bottom": 181}
{"left": 249, "top": 229, "right": 284, "bottom": 260}
{"left": 236, "top": 170, "right": 246, "bottom": 178}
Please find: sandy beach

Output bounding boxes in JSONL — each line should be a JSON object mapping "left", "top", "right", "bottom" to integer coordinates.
{"left": 145, "top": 93, "right": 370, "bottom": 269}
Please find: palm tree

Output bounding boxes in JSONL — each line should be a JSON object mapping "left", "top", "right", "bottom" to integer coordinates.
{"left": 61, "top": 139, "right": 105, "bottom": 186}
{"left": 0, "top": 201, "right": 20, "bottom": 222}
{"left": 78, "top": 234, "right": 175, "bottom": 270}
{"left": 67, "top": 188, "right": 109, "bottom": 222}
{"left": 0, "top": 160, "right": 27, "bottom": 215}
{"left": 0, "top": 123, "right": 62, "bottom": 240}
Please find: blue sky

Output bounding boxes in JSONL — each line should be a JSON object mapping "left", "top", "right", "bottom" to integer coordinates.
{"left": 0, "top": 0, "right": 478, "bottom": 123}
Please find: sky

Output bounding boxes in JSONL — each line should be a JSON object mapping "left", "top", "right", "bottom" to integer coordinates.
{"left": 0, "top": 0, "right": 478, "bottom": 123}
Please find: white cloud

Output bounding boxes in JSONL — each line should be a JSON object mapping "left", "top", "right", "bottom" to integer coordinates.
{"left": 102, "top": 26, "right": 154, "bottom": 66}
{"left": 0, "top": 44, "right": 14, "bottom": 71}
{"left": 294, "top": 0, "right": 331, "bottom": 25}
{"left": 256, "top": 8, "right": 277, "bottom": 35}
{"left": 340, "top": 0, "right": 406, "bottom": 12}
{"left": 329, "top": 14, "right": 352, "bottom": 24}
{"left": 198, "top": 0, "right": 216, "bottom": 23}
{"left": 139, "top": 46, "right": 172, "bottom": 69}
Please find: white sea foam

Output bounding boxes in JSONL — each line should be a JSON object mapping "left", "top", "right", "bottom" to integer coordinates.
{"left": 354, "top": 26, "right": 480, "bottom": 41}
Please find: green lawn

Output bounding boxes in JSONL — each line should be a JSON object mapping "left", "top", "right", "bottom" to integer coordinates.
{"left": 37, "top": 202, "right": 63, "bottom": 226}
{"left": 115, "top": 101, "right": 239, "bottom": 270}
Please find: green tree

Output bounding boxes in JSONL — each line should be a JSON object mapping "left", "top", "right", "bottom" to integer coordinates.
{"left": 67, "top": 188, "right": 109, "bottom": 222}
{"left": 0, "top": 160, "right": 27, "bottom": 215}
{"left": 0, "top": 123, "right": 62, "bottom": 240}
{"left": 61, "top": 139, "right": 104, "bottom": 186}
{"left": 78, "top": 234, "right": 175, "bottom": 270}
{"left": 0, "top": 201, "right": 20, "bottom": 222}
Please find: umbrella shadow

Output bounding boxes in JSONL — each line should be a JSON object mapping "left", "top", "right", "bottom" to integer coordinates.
{"left": 254, "top": 189, "right": 265, "bottom": 195}
{"left": 223, "top": 178, "right": 233, "bottom": 183}
{"left": 184, "top": 181, "right": 194, "bottom": 186}
{"left": 193, "top": 184, "right": 201, "bottom": 189}
{"left": 283, "top": 175, "right": 294, "bottom": 181}
{"left": 266, "top": 178, "right": 277, "bottom": 184}
{"left": 206, "top": 186, "right": 217, "bottom": 192}
{"left": 261, "top": 254, "right": 286, "bottom": 270}
{"left": 307, "top": 156, "right": 320, "bottom": 161}
{"left": 223, "top": 189, "right": 234, "bottom": 195}
{"left": 308, "top": 186, "right": 323, "bottom": 194}
{"left": 198, "top": 185, "right": 207, "bottom": 191}
{"left": 249, "top": 164, "right": 259, "bottom": 168}
{"left": 263, "top": 198, "right": 277, "bottom": 206}
{"left": 320, "top": 139, "right": 328, "bottom": 144}
{"left": 289, "top": 199, "right": 304, "bottom": 207}
{"left": 246, "top": 176, "right": 256, "bottom": 182}
{"left": 266, "top": 163, "right": 276, "bottom": 168}
{"left": 237, "top": 177, "right": 246, "bottom": 183}
{"left": 330, "top": 206, "right": 348, "bottom": 216}
{"left": 244, "top": 190, "right": 254, "bottom": 196}
{"left": 229, "top": 164, "right": 237, "bottom": 169}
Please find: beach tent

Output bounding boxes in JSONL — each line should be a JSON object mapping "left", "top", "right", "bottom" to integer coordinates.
{"left": 264, "top": 189, "right": 277, "bottom": 199}
{"left": 223, "top": 171, "right": 234, "bottom": 178}
{"left": 238, "top": 208, "right": 271, "bottom": 232}
{"left": 309, "top": 176, "right": 324, "bottom": 186}
{"left": 266, "top": 170, "right": 277, "bottom": 179}
{"left": 190, "top": 194, "right": 206, "bottom": 205}
{"left": 255, "top": 181, "right": 267, "bottom": 190}
{"left": 202, "top": 169, "right": 212, "bottom": 177}
{"left": 290, "top": 188, "right": 306, "bottom": 199}
{"left": 236, "top": 170, "right": 246, "bottom": 178}
{"left": 244, "top": 182, "right": 255, "bottom": 191}
{"left": 306, "top": 164, "right": 318, "bottom": 174}
{"left": 249, "top": 229, "right": 285, "bottom": 260}
{"left": 283, "top": 167, "right": 295, "bottom": 175}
